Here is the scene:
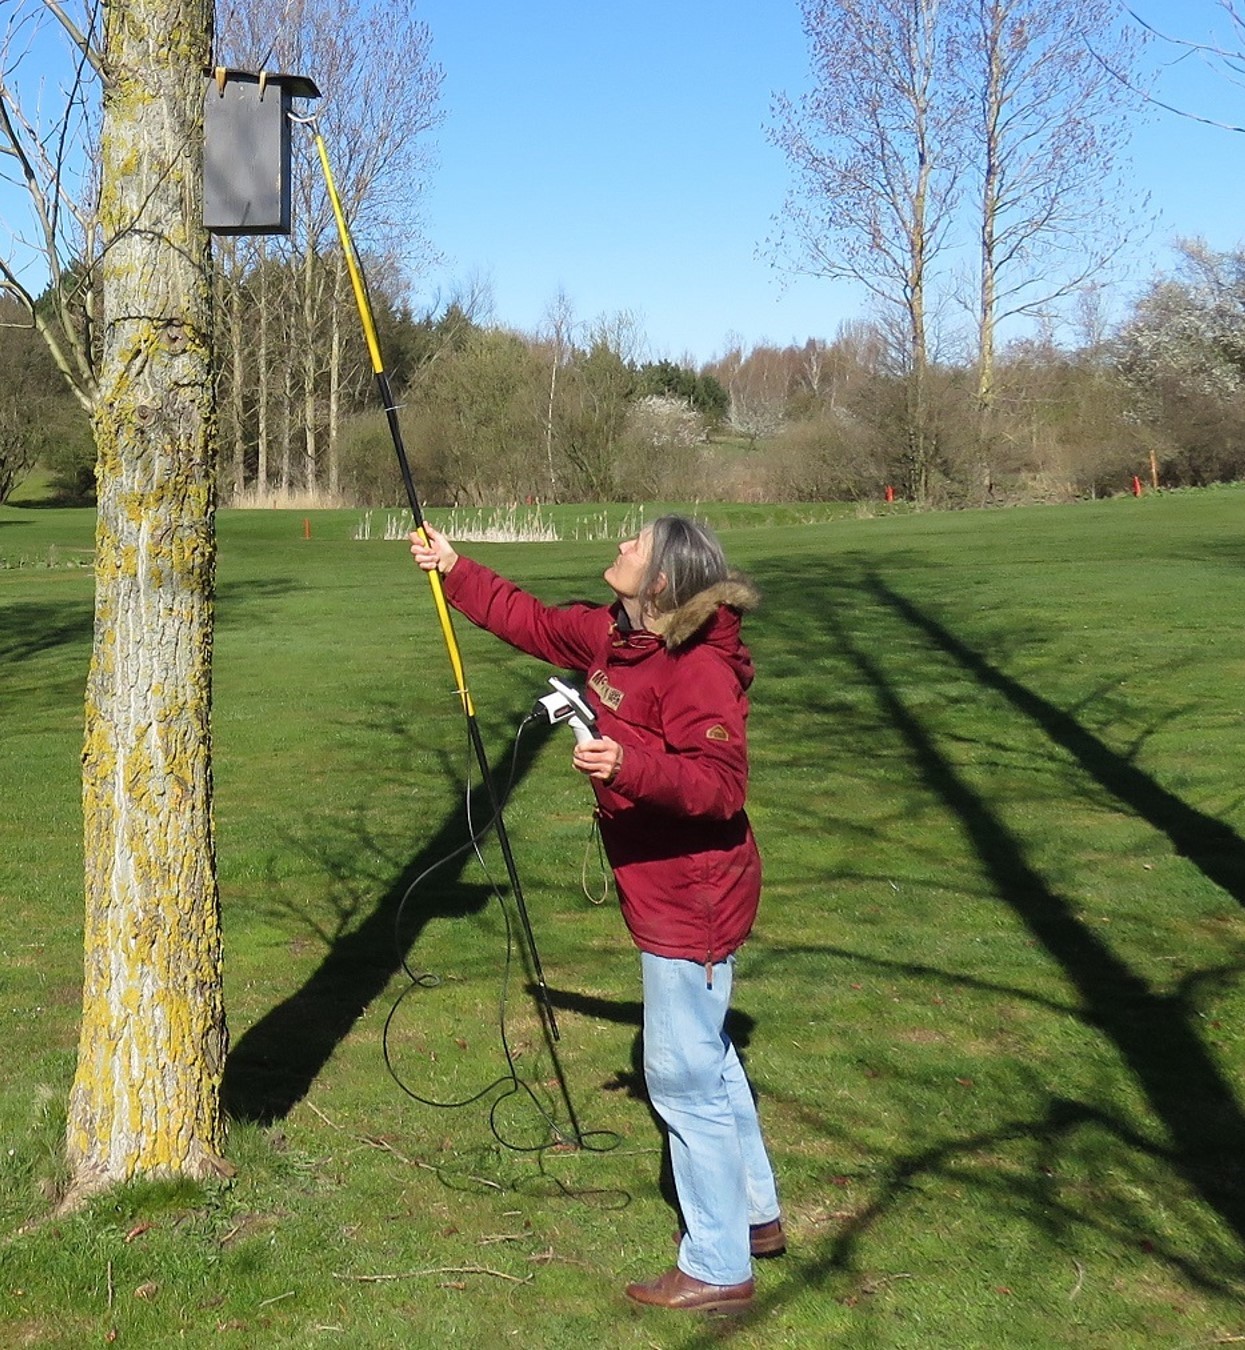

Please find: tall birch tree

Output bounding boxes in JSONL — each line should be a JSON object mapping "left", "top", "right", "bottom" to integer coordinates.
{"left": 770, "top": 0, "right": 963, "bottom": 502}
{"left": 964, "top": 0, "right": 1142, "bottom": 496}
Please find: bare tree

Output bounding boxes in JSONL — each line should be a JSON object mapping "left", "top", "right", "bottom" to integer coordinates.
{"left": 552, "top": 311, "right": 643, "bottom": 501}
{"left": 0, "top": 3, "right": 102, "bottom": 406}
{"left": 213, "top": 234, "right": 257, "bottom": 498}
{"left": 770, "top": 0, "right": 963, "bottom": 501}
{"left": 0, "top": 297, "right": 74, "bottom": 500}
{"left": 714, "top": 342, "right": 792, "bottom": 450}
{"left": 964, "top": 0, "right": 1143, "bottom": 497}
{"left": 538, "top": 287, "right": 577, "bottom": 500}
{"left": 790, "top": 321, "right": 888, "bottom": 413}
{"left": 1104, "top": 2, "right": 1245, "bottom": 133}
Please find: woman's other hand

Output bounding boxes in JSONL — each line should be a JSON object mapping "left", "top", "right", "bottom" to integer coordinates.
{"left": 409, "top": 524, "right": 458, "bottom": 575}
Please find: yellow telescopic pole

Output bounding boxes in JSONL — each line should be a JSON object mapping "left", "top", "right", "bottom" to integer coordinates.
{"left": 307, "top": 124, "right": 563, "bottom": 1045}
{"left": 312, "top": 131, "right": 475, "bottom": 717}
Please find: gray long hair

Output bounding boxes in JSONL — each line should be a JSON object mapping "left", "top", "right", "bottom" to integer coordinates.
{"left": 639, "top": 515, "right": 729, "bottom": 615}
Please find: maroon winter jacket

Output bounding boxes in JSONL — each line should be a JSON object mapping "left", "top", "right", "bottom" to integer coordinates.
{"left": 441, "top": 555, "right": 763, "bottom": 967}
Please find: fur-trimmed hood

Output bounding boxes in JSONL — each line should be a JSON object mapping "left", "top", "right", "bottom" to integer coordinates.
{"left": 657, "top": 572, "right": 761, "bottom": 651}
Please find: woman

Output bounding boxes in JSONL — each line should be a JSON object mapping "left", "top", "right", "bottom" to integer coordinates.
{"left": 411, "top": 515, "right": 781, "bottom": 1313}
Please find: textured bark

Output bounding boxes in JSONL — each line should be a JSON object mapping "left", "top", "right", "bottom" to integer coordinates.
{"left": 64, "top": 0, "right": 226, "bottom": 1208}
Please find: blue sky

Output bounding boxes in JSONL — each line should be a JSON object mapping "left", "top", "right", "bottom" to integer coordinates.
{"left": 410, "top": 0, "right": 1245, "bottom": 364}
{"left": 2, "top": 1, "right": 1241, "bottom": 366}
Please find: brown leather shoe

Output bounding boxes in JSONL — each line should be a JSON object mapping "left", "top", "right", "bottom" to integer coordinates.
{"left": 625, "top": 1265, "right": 755, "bottom": 1312}
{"left": 672, "top": 1217, "right": 787, "bottom": 1258}
{"left": 749, "top": 1218, "right": 787, "bottom": 1256}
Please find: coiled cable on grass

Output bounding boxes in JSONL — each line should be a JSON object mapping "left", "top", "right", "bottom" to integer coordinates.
{"left": 382, "top": 714, "right": 620, "bottom": 1158}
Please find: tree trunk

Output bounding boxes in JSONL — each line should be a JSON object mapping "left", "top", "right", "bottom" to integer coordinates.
{"left": 302, "top": 238, "right": 317, "bottom": 491}
{"left": 280, "top": 322, "right": 293, "bottom": 493}
{"left": 975, "top": 0, "right": 1005, "bottom": 504}
{"left": 227, "top": 244, "right": 246, "bottom": 501}
{"left": 327, "top": 259, "right": 340, "bottom": 499}
{"left": 256, "top": 249, "right": 269, "bottom": 496}
{"left": 64, "top": 0, "right": 227, "bottom": 1208}
{"left": 545, "top": 355, "right": 558, "bottom": 499}
{"left": 904, "top": 0, "right": 938, "bottom": 506}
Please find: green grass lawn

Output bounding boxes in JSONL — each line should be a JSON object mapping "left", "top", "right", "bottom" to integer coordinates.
{"left": 3, "top": 487, "right": 1245, "bottom": 1347}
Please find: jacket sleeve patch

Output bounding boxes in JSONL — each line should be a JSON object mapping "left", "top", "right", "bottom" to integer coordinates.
{"left": 705, "top": 724, "right": 731, "bottom": 742}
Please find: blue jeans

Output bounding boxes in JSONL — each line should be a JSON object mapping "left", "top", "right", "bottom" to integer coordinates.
{"left": 640, "top": 951, "right": 780, "bottom": 1286}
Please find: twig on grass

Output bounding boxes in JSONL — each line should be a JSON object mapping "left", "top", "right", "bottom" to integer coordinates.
{"left": 305, "top": 1100, "right": 341, "bottom": 1130}
{"left": 1069, "top": 1259, "right": 1085, "bottom": 1300}
{"left": 1166, "top": 1323, "right": 1242, "bottom": 1344}
{"left": 334, "top": 1264, "right": 533, "bottom": 1285}
{"left": 258, "top": 1290, "right": 295, "bottom": 1308}
{"left": 860, "top": 1272, "right": 915, "bottom": 1296}
{"left": 306, "top": 1100, "right": 504, "bottom": 1190}
{"left": 466, "top": 1173, "right": 505, "bottom": 1191}
{"left": 306, "top": 1099, "right": 440, "bottom": 1176}
{"left": 527, "top": 1246, "right": 591, "bottom": 1269}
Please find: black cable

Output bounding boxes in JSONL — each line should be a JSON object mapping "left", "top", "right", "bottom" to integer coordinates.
{"left": 382, "top": 713, "right": 620, "bottom": 1156}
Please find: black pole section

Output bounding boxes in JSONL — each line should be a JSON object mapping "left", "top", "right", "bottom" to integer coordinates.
{"left": 375, "top": 369, "right": 562, "bottom": 1045}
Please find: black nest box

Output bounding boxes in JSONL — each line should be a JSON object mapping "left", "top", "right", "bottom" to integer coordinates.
{"left": 203, "top": 67, "right": 320, "bottom": 236}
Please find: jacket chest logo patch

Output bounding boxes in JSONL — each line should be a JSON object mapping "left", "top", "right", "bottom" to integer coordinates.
{"left": 589, "top": 669, "right": 625, "bottom": 710}
{"left": 706, "top": 724, "right": 731, "bottom": 742}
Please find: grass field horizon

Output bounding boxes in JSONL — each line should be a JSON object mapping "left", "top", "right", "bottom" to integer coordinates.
{"left": 3, "top": 486, "right": 1245, "bottom": 1347}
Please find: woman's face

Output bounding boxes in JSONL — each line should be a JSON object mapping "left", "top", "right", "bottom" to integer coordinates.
{"left": 604, "top": 527, "right": 654, "bottom": 600}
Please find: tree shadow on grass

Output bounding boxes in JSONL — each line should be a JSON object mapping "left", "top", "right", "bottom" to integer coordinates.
{"left": 541, "top": 984, "right": 758, "bottom": 1099}
{"left": 0, "top": 599, "right": 93, "bottom": 667}
{"left": 677, "top": 1092, "right": 1245, "bottom": 1348}
{"left": 675, "top": 559, "right": 1245, "bottom": 1335}
{"left": 750, "top": 941, "right": 1083, "bottom": 1021}
{"left": 829, "top": 597, "right": 1245, "bottom": 1240}
{"left": 0, "top": 577, "right": 299, "bottom": 672}
{"left": 867, "top": 574, "right": 1245, "bottom": 908}
{"left": 223, "top": 713, "right": 551, "bottom": 1125}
